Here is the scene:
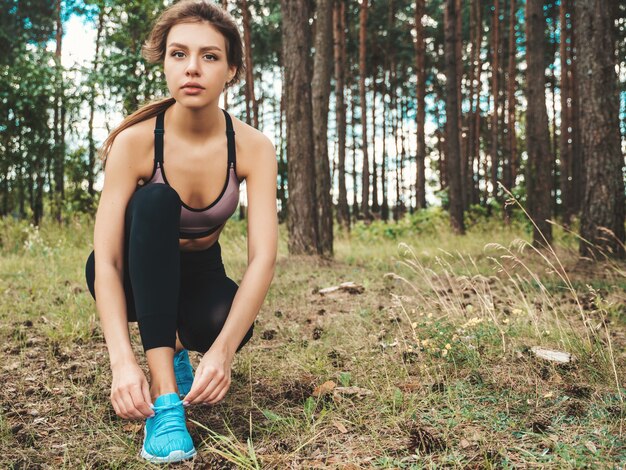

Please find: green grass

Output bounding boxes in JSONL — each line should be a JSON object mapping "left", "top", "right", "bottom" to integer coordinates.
{"left": 0, "top": 214, "right": 624, "bottom": 468}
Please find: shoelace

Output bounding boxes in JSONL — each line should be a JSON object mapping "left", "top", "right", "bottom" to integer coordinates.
{"left": 149, "top": 399, "right": 186, "bottom": 438}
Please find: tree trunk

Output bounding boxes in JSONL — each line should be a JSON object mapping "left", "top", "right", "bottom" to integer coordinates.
{"left": 559, "top": 0, "right": 574, "bottom": 225}
{"left": 358, "top": 0, "right": 370, "bottom": 219}
{"left": 575, "top": 0, "right": 625, "bottom": 258}
{"left": 525, "top": 0, "right": 553, "bottom": 247}
{"left": 241, "top": 0, "right": 258, "bottom": 128}
{"left": 490, "top": 0, "right": 500, "bottom": 202}
{"left": 278, "top": 76, "right": 287, "bottom": 222}
{"left": 472, "top": 0, "right": 483, "bottom": 205}
{"left": 504, "top": 0, "right": 517, "bottom": 195}
{"left": 222, "top": 0, "right": 229, "bottom": 110}
{"left": 87, "top": 6, "right": 105, "bottom": 204}
{"left": 281, "top": 0, "right": 319, "bottom": 255}
{"left": 53, "top": 0, "right": 64, "bottom": 223}
{"left": 312, "top": 0, "right": 334, "bottom": 256}
{"left": 334, "top": 0, "right": 349, "bottom": 229}
{"left": 570, "top": 13, "right": 582, "bottom": 217}
{"left": 444, "top": 0, "right": 465, "bottom": 234}
{"left": 455, "top": 0, "right": 465, "bottom": 210}
{"left": 414, "top": 0, "right": 427, "bottom": 210}
{"left": 381, "top": 68, "right": 389, "bottom": 221}
{"left": 351, "top": 87, "right": 359, "bottom": 220}
{"left": 371, "top": 74, "right": 379, "bottom": 213}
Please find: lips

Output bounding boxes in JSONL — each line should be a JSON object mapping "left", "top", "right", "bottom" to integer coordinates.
{"left": 182, "top": 82, "right": 204, "bottom": 89}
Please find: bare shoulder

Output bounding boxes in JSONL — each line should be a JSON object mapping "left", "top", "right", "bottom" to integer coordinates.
{"left": 230, "top": 115, "right": 276, "bottom": 180}
{"left": 106, "top": 116, "right": 156, "bottom": 182}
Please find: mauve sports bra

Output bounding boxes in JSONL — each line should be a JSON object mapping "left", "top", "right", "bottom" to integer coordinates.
{"left": 138, "top": 108, "right": 241, "bottom": 239}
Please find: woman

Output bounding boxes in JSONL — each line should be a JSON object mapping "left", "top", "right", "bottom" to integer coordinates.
{"left": 84, "top": 0, "right": 277, "bottom": 463}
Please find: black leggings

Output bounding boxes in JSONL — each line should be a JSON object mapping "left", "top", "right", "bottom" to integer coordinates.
{"left": 84, "top": 183, "right": 254, "bottom": 353}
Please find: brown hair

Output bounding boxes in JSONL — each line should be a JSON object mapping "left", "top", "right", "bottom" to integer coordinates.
{"left": 98, "top": 0, "right": 244, "bottom": 164}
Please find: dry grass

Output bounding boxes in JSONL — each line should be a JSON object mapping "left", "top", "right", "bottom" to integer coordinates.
{"left": 0, "top": 214, "right": 625, "bottom": 468}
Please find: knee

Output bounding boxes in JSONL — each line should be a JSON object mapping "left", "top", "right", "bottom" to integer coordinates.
{"left": 129, "top": 184, "right": 180, "bottom": 221}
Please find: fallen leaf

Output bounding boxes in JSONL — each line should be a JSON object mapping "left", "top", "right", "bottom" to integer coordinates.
{"left": 530, "top": 346, "right": 575, "bottom": 363}
{"left": 312, "top": 380, "right": 336, "bottom": 397}
{"left": 123, "top": 422, "right": 143, "bottom": 433}
{"left": 584, "top": 440, "right": 597, "bottom": 453}
{"left": 459, "top": 438, "right": 471, "bottom": 449}
{"left": 333, "top": 420, "right": 348, "bottom": 434}
{"left": 398, "top": 382, "right": 421, "bottom": 392}
{"left": 333, "top": 386, "right": 373, "bottom": 397}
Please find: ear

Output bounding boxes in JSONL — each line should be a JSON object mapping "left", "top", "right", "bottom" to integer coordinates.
{"left": 227, "top": 65, "right": 237, "bottom": 83}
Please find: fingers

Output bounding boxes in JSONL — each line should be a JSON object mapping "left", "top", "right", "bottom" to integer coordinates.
{"left": 183, "top": 366, "right": 210, "bottom": 405}
{"left": 184, "top": 366, "right": 229, "bottom": 405}
{"left": 205, "top": 377, "right": 231, "bottom": 404}
{"left": 111, "top": 385, "right": 154, "bottom": 420}
{"left": 130, "top": 385, "right": 155, "bottom": 418}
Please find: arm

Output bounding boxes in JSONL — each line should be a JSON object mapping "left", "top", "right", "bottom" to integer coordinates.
{"left": 184, "top": 137, "right": 278, "bottom": 405}
{"left": 93, "top": 128, "right": 154, "bottom": 419}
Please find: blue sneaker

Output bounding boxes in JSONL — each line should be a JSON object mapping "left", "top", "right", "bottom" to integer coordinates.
{"left": 140, "top": 393, "right": 196, "bottom": 463}
{"left": 174, "top": 349, "right": 194, "bottom": 397}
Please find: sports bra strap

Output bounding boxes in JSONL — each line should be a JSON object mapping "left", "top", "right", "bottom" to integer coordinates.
{"left": 222, "top": 109, "right": 236, "bottom": 166}
{"left": 154, "top": 111, "right": 165, "bottom": 165}
{"left": 153, "top": 108, "right": 235, "bottom": 166}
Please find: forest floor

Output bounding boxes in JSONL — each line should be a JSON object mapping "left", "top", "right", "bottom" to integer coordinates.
{"left": 1, "top": 215, "right": 625, "bottom": 469}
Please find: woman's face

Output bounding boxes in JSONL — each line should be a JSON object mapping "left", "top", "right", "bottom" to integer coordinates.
{"left": 163, "top": 21, "right": 236, "bottom": 108}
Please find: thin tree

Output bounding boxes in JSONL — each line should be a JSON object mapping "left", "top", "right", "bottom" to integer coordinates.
{"left": 525, "top": 0, "right": 553, "bottom": 246}
{"left": 281, "top": 0, "right": 319, "bottom": 255}
{"left": 222, "top": 0, "right": 229, "bottom": 110}
{"left": 87, "top": 4, "right": 106, "bottom": 203}
{"left": 414, "top": 0, "right": 426, "bottom": 209}
{"left": 53, "top": 0, "right": 65, "bottom": 223}
{"left": 575, "top": 0, "right": 625, "bottom": 258}
{"left": 490, "top": 0, "right": 500, "bottom": 202}
{"left": 312, "top": 0, "right": 334, "bottom": 256}
{"left": 444, "top": 0, "right": 465, "bottom": 234}
{"left": 358, "top": 0, "right": 370, "bottom": 219}
{"left": 241, "top": 0, "right": 258, "bottom": 128}
{"left": 334, "top": 0, "right": 350, "bottom": 228}
{"left": 503, "top": 0, "right": 517, "bottom": 195}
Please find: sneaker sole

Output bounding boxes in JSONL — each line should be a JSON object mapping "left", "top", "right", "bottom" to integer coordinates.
{"left": 140, "top": 446, "right": 197, "bottom": 463}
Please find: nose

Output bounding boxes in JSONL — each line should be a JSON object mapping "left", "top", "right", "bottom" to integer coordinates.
{"left": 185, "top": 55, "right": 200, "bottom": 76}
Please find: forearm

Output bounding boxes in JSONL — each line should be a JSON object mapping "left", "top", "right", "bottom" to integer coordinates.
{"left": 212, "top": 257, "right": 275, "bottom": 359}
{"left": 94, "top": 265, "right": 136, "bottom": 368}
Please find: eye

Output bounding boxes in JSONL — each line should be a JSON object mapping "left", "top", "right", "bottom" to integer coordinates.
{"left": 171, "top": 51, "right": 185, "bottom": 58}
{"left": 204, "top": 54, "right": 217, "bottom": 61}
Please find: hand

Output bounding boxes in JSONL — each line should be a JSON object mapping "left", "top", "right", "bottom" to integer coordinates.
{"left": 110, "top": 361, "right": 154, "bottom": 420}
{"left": 183, "top": 344, "right": 233, "bottom": 406}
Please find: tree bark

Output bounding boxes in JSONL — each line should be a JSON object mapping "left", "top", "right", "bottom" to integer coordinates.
{"left": 503, "top": 0, "right": 517, "bottom": 195}
{"left": 241, "top": 0, "right": 258, "bottom": 128}
{"left": 312, "top": 0, "right": 334, "bottom": 256}
{"left": 575, "top": 0, "right": 625, "bottom": 258}
{"left": 444, "top": 0, "right": 465, "bottom": 234}
{"left": 87, "top": 6, "right": 105, "bottom": 205}
{"left": 371, "top": 73, "right": 379, "bottom": 213}
{"left": 525, "top": 0, "right": 553, "bottom": 246}
{"left": 281, "top": 0, "right": 319, "bottom": 255}
{"left": 490, "top": 0, "right": 500, "bottom": 202}
{"left": 358, "top": 0, "right": 370, "bottom": 219}
{"left": 53, "top": 0, "right": 65, "bottom": 223}
{"left": 559, "top": 0, "right": 574, "bottom": 225}
{"left": 222, "top": 0, "right": 229, "bottom": 110}
{"left": 414, "top": 0, "right": 427, "bottom": 210}
{"left": 334, "top": 0, "right": 350, "bottom": 229}
{"left": 472, "top": 0, "right": 483, "bottom": 205}
{"left": 381, "top": 67, "right": 389, "bottom": 221}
